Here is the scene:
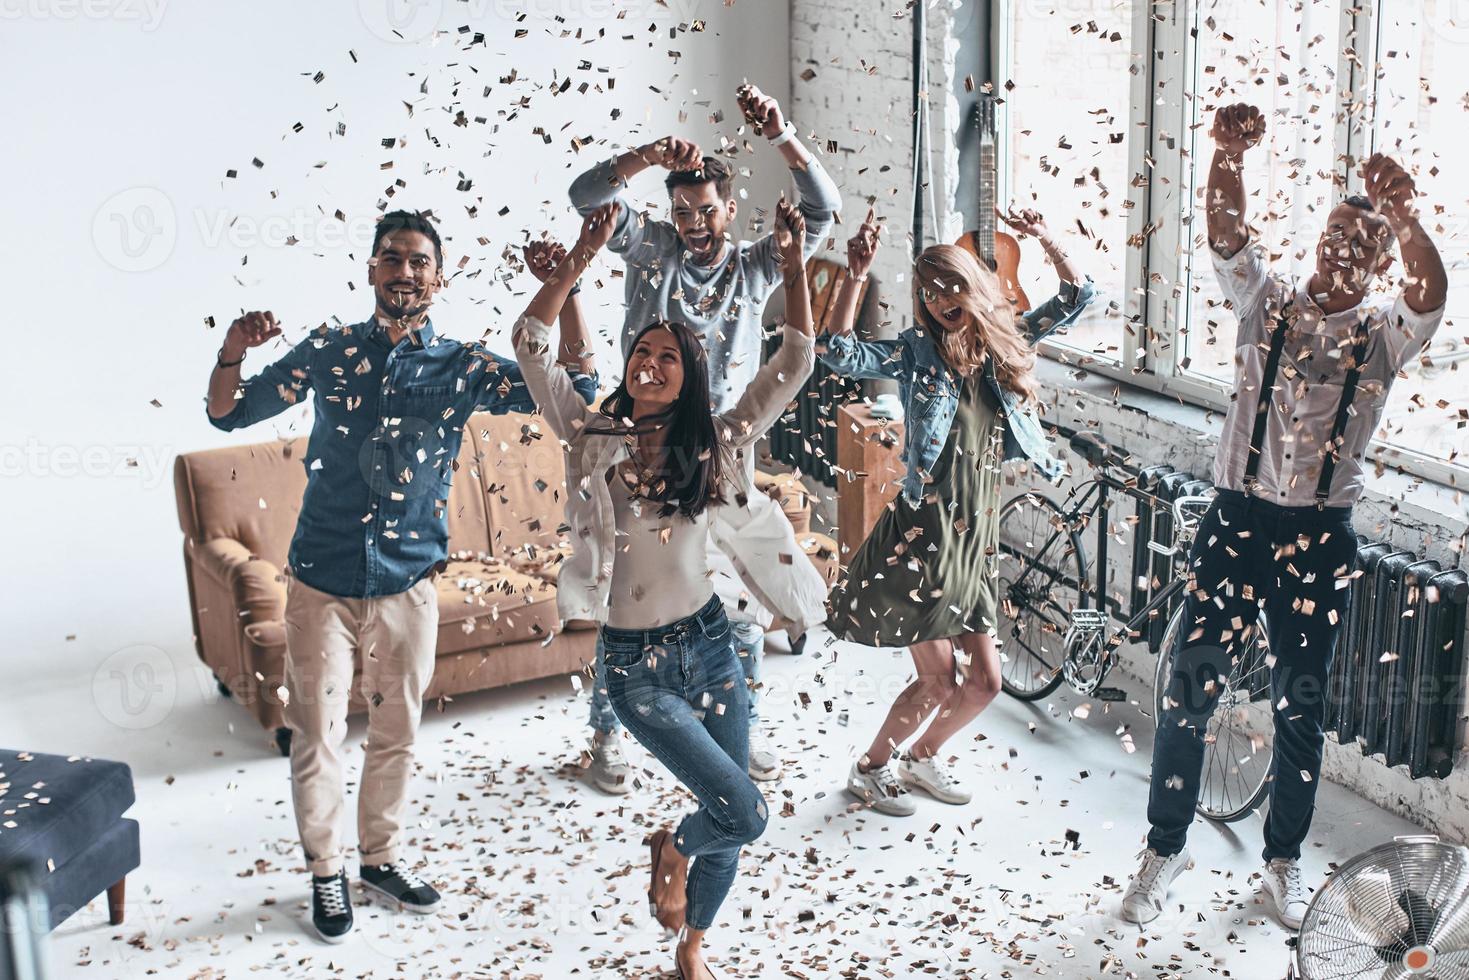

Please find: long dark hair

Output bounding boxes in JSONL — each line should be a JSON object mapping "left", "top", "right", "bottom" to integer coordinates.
{"left": 586, "top": 320, "right": 726, "bottom": 520}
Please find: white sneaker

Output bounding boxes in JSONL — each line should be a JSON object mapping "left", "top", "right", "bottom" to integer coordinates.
{"left": 898, "top": 753, "right": 972, "bottom": 804}
{"left": 748, "top": 730, "right": 782, "bottom": 782}
{"left": 1119, "top": 847, "right": 1193, "bottom": 924}
{"left": 846, "top": 760, "right": 917, "bottom": 816}
{"left": 1262, "top": 858, "right": 1310, "bottom": 930}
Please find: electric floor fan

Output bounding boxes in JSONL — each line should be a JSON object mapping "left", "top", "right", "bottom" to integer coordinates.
{"left": 1291, "top": 836, "right": 1469, "bottom": 979}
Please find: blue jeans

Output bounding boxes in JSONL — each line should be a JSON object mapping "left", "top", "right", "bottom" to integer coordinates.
{"left": 1146, "top": 490, "right": 1356, "bottom": 863}
{"left": 602, "top": 595, "right": 769, "bottom": 931}
{"left": 590, "top": 618, "right": 763, "bottom": 733}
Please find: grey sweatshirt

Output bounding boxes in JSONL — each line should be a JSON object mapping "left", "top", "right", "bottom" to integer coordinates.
{"left": 569, "top": 155, "right": 842, "bottom": 413}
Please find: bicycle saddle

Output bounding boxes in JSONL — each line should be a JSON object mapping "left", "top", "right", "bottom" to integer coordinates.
{"left": 1069, "top": 430, "right": 1125, "bottom": 468}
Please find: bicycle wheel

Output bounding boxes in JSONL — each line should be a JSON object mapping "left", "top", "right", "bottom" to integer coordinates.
{"left": 1153, "top": 604, "right": 1274, "bottom": 822}
{"left": 996, "top": 491, "right": 1088, "bottom": 700}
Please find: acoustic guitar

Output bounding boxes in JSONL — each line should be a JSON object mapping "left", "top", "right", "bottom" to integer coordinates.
{"left": 954, "top": 95, "right": 1030, "bottom": 312}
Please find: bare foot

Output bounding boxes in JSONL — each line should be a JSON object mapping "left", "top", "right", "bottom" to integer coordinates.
{"left": 647, "top": 828, "right": 687, "bottom": 932}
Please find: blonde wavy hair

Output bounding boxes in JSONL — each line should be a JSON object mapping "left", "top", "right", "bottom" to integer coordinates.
{"left": 914, "top": 244, "right": 1038, "bottom": 403}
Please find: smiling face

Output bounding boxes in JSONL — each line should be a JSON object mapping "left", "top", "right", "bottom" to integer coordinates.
{"left": 670, "top": 182, "right": 735, "bottom": 265}
{"left": 1314, "top": 201, "right": 1393, "bottom": 294}
{"left": 625, "top": 326, "right": 686, "bottom": 411}
{"left": 368, "top": 229, "right": 442, "bottom": 322}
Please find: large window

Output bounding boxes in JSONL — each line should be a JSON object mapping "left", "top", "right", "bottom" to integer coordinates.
{"left": 993, "top": 0, "right": 1467, "bottom": 486}
{"left": 998, "top": 0, "right": 1136, "bottom": 364}
{"left": 1180, "top": 1, "right": 1344, "bottom": 384}
{"left": 1367, "top": 3, "right": 1469, "bottom": 472}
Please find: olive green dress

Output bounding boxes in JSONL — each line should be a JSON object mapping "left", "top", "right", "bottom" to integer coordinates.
{"left": 828, "top": 375, "right": 1006, "bottom": 647}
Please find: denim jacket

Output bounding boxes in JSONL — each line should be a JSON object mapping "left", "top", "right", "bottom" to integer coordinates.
{"left": 819, "top": 278, "right": 1097, "bottom": 506}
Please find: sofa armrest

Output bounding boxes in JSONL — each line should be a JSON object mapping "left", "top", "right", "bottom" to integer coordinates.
{"left": 194, "top": 538, "right": 288, "bottom": 649}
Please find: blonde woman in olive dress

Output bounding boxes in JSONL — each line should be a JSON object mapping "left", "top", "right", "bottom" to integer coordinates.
{"left": 818, "top": 210, "right": 1096, "bottom": 815}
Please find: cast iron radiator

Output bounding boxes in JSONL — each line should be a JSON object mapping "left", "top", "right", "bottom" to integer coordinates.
{"left": 1130, "top": 466, "right": 1469, "bottom": 780}
{"left": 1326, "top": 543, "right": 1468, "bottom": 778}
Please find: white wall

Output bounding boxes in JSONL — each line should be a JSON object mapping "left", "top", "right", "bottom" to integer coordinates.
{"left": 791, "top": 0, "right": 967, "bottom": 334}
{"left": 0, "top": 0, "right": 792, "bottom": 740}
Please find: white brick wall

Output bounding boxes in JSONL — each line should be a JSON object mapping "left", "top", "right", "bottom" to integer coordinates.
{"left": 789, "top": 0, "right": 966, "bottom": 335}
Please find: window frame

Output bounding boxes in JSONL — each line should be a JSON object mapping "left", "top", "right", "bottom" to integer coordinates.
{"left": 988, "top": 0, "right": 1467, "bottom": 491}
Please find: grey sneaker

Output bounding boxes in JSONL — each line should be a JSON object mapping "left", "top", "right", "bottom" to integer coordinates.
{"left": 748, "top": 729, "right": 782, "bottom": 781}
{"left": 1119, "top": 847, "right": 1193, "bottom": 924}
{"left": 1262, "top": 858, "right": 1309, "bottom": 930}
{"left": 586, "top": 734, "right": 631, "bottom": 795}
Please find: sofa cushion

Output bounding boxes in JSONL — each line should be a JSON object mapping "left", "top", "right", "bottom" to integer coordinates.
{"left": 0, "top": 751, "right": 136, "bottom": 874}
{"left": 435, "top": 558, "right": 562, "bottom": 656}
{"left": 469, "top": 414, "right": 569, "bottom": 556}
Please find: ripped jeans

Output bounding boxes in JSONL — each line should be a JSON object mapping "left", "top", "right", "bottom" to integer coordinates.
{"left": 602, "top": 594, "right": 770, "bottom": 931}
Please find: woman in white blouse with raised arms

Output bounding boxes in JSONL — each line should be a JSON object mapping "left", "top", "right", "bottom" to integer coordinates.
{"left": 513, "top": 200, "right": 816, "bottom": 980}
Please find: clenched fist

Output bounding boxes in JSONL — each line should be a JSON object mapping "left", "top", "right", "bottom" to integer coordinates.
{"left": 223, "top": 310, "right": 281, "bottom": 361}
{"left": 1212, "top": 103, "right": 1266, "bottom": 157}
{"left": 1363, "top": 153, "right": 1417, "bottom": 229}
{"left": 640, "top": 136, "right": 703, "bottom": 171}
{"left": 737, "top": 83, "right": 786, "bottom": 137}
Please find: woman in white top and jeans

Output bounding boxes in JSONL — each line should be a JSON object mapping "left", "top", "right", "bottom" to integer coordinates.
{"left": 514, "top": 200, "right": 816, "bottom": 980}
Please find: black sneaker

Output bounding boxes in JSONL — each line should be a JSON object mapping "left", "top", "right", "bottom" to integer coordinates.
{"left": 359, "top": 861, "right": 441, "bottom": 914}
{"left": 310, "top": 871, "right": 354, "bottom": 943}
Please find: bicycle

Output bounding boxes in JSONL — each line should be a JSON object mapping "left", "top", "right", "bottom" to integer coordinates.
{"left": 994, "top": 429, "right": 1276, "bottom": 822}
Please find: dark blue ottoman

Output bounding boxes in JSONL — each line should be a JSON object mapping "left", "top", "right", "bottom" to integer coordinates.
{"left": 0, "top": 750, "right": 140, "bottom": 929}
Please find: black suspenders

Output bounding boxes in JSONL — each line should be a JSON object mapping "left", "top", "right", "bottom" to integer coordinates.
{"left": 1241, "top": 304, "right": 1371, "bottom": 508}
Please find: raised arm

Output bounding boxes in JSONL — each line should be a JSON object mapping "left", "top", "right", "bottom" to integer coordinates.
{"left": 826, "top": 207, "right": 878, "bottom": 340}
{"left": 568, "top": 137, "right": 698, "bottom": 261}
{"left": 738, "top": 83, "right": 843, "bottom": 272}
{"left": 998, "top": 208, "right": 1083, "bottom": 286}
{"left": 513, "top": 207, "right": 618, "bottom": 439}
{"left": 1206, "top": 103, "right": 1265, "bottom": 259}
{"left": 1365, "top": 153, "right": 1447, "bottom": 316}
{"left": 718, "top": 199, "right": 816, "bottom": 448}
{"left": 816, "top": 211, "right": 906, "bottom": 381}
{"left": 992, "top": 208, "right": 1099, "bottom": 343}
{"left": 206, "top": 310, "right": 316, "bottom": 430}
{"left": 524, "top": 238, "right": 597, "bottom": 378}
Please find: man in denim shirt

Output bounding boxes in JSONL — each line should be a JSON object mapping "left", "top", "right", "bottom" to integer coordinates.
{"left": 206, "top": 211, "right": 596, "bottom": 944}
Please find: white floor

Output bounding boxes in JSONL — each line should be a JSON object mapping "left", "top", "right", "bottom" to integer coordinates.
{"left": 16, "top": 630, "right": 1423, "bottom": 980}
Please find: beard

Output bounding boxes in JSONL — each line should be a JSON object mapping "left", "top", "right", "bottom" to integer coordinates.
{"left": 378, "top": 286, "right": 432, "bottom": 323}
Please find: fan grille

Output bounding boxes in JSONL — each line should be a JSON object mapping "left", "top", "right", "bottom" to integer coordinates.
{"left": 1296, "top": 838, "right": 1469, "bottom": 979}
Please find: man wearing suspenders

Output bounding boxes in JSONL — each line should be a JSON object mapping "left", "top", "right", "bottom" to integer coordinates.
{"left": 1120, "top": 104, "right": 1447, "bottom": 929}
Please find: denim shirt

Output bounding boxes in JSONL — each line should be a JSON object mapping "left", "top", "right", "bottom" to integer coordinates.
{"left": 208, "top": 317, "right": 598, "bottom": 598}
{"left": 818, "top": 278, "right": 1097, "bottom": 506}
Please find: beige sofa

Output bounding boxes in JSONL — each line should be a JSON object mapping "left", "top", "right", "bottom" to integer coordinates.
{"left": 174, "top": 411, "right": 834, "bottom": 754}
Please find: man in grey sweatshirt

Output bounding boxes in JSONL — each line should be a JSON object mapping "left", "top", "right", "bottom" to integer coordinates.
{"left": 569, "top": 83, "right": 841, "bottom": 790}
